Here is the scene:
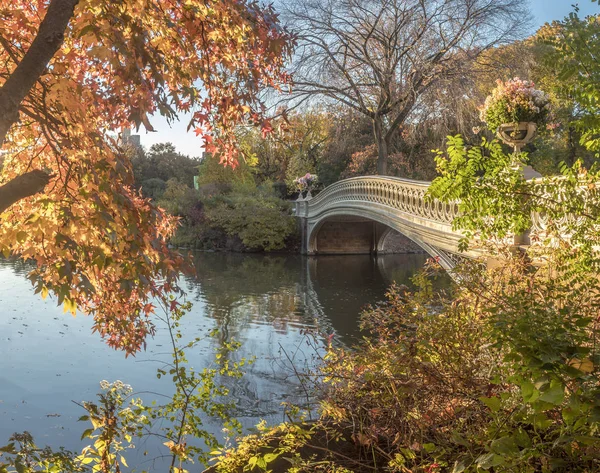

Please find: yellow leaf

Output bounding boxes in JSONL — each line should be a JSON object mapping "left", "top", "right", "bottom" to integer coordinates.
{"left": 63, "top": 298, "right": 77, "bottom": 316}
{"left": 569, "top": 358, "right": 594, "bottom": 374}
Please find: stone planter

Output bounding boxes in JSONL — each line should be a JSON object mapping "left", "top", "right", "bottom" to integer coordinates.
{"left": 497, "top": 122, "right": 541, "bottom": 179}
{"left": 497, "top": 122, "right": 537, "bottom": 153}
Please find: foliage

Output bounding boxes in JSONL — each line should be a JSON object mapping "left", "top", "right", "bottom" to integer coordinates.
{"left": 0, "top": 301, "right": 251, "bottom": 473}
{"left": 292, "top": 173, "right": 317, "bottom": 192}
{"left": 538, "top": 5, "right": 600, "bottom": 154}
{"left": 235, "top": 109, "right": 330, "bottom": 191}
{"left": 316, "top": 110, "right": 375, "bottom": 185}
{"left": 131, "top": 143, "right": 201, "bottom": 194}
{"left": 158, "top": 179, "right": 200, "bottom": 218}
{"left": 204, "top": 186, "right": 296, "bottom": 252}
{"left": 429, "top": 135, "right": 531, "bottom": 249}
{"left": 427, "top": 136, "right": 600, "bottom": 470}
{"left": 197, "top": 155, "right": 255, "bottom": 188}
{"left": 209, "top": 136, "right": 600, "bottom": 473}
{"left": 76, "top": 381, "right": 146, "bottom": 473}
{"left": 313, "top": 255, "right": 600, "bottom": 472}
{"left": 210, "top": 419, "right": 357, "bottom": 473}
{"left": 286, "top": 0, "right": 530, "bottom": 174}
{"left": 467, "top": 28, "right": 598, "bottom": 174}
{"left": 0, "top": 0, "right": 293, "bottom": 353}
{"left": 151, "top": 156, "right": 298, "bottom": 251}
{"left": 139, "top": 177, "right": 168, "bottom": 201}
{"left": 0, "top": 433, "right": 83, "bottom": 473}
{"left": 479, "top": 78, "right": 551, "bottom": 132}
{"left": 315, "top": 275, "right": 494, "bottom": 472}
{"left": 148, "top": 300, "right": 250, "bottom": 469}
{"left": 341, "top": 144, "right": 437, "bottom": 180}
{"left": 429, "top": 134, "right": 600, "bottom": 255}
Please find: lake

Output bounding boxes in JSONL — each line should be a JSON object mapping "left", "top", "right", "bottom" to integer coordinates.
{"left": 0, "top": 252, "right": 428, "bottom": 468}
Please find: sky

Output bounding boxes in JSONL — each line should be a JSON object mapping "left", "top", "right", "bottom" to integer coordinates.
{"left": 531, "top": 0, "right": 597, "bottom": 25}
{"left": 137, "top": 0, "right": 600, "bottom": 158}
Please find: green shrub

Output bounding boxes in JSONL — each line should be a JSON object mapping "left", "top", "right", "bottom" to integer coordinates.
{"left": 157, "top": 178, "right": 199, "bottom": 217}
{"left": 204, "top": 186, "right": 296, "bottom": 251}
{"left": 140, "top": 177, "right": 167, "bottom": 200}
{"left": 197, "top": 154, "right": 255, "bottom": 187}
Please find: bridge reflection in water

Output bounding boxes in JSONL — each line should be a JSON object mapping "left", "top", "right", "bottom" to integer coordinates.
{"left": 186, "top": 252, "right": 430, "bottom": 344}
{"left": 0, "top": 252, "right": 433, "bottom": 462}
{"left": 182, "top": 252, "right": 438, "bottom": 438}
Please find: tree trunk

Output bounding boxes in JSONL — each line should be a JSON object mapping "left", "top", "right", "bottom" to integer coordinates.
{"left": 0, "top": 0, "right": 79, "bottom": 145}
{"left": 373, "top": 117, "right": 388, "bottom": 175}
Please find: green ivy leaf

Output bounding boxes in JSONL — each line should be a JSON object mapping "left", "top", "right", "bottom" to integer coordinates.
{"left": 479, "top": 396, "right": 502, "bottom": 412}
{"left": 476, "top": 453, "right": 504, "bottom": 470}
{"left": 539, "top": 380, "right": 565, "bottom": 405}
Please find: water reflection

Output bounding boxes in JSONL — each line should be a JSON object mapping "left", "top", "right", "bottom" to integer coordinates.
{"left": 0, "top": 252, "right": 428, "bottom": 465}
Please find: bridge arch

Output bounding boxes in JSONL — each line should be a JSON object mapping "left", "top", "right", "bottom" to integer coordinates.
{"left": 296, "top": 176, "right": 473, "bottom": 272}
{"left": 306, "top": 209, "right": 458, "bottom": 271}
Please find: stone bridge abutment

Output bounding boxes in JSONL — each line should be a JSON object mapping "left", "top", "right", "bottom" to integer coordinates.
{"left": 301, "top": 216, "right": 425, "bottom": 256}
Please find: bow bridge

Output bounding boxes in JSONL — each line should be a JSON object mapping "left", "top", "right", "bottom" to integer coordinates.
{"left": 294, "top": 176, "right": 476, "bottom": 271}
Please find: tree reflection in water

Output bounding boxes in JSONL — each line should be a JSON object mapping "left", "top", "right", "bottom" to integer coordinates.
{"left": 0, "top": 252, "right": 436, "bottom": 451}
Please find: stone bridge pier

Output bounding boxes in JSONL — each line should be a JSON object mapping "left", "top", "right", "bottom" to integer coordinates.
{"left": 299, "top": 215, "right": 424, "bottom": 256}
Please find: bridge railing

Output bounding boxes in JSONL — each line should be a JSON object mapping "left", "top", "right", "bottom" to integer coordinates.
{"left": 296, "top": 176, "right": 459, "bottom": 225}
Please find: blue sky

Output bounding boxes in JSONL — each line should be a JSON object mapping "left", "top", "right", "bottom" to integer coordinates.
{"left": 140, "top": 1, "right": 600, "bottom": 158}
{"left": 531, "top": 0, "right": 597, "bottom": 25}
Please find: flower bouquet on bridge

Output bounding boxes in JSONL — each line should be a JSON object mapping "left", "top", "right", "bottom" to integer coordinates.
{"left": 479, "top": 77, "right": 552, "bottom": 154}
{"left": 479, "top": 77, "right": 554, "bottom": 179}
{"left": 294, "top": 172, "right": 318, "bottom": 200}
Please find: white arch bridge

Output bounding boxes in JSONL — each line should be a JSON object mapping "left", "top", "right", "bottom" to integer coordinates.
{"left": 294, "top": 176, "right": 493, "bottom": 271}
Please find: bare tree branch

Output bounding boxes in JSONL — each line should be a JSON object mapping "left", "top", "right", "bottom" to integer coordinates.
{"left": 284, "top": 0, "right": 531, "bottom": 174}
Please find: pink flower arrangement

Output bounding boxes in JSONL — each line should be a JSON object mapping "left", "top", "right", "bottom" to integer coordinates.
{"left": 294, "top": 172, "right": 317, "bottom": 191}
{"left": 479, "top": 77, "right": 550, "bottom": 131}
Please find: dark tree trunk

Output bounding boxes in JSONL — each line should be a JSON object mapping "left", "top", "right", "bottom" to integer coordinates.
{"left": 0, "top": 170, "right": 51, "bottom": 213}
{"left": 373, "top": 117, "right": 388, "bottom": 175}
{"left": 0, "top": 0, "right": 78, "bottom": 213}
{"left": 0, "top": 0, "right": 79, "bottom": 144}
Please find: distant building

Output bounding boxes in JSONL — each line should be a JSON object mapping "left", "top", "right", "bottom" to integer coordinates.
{"left": 122, "top": 128, "right": 141, "bottom": 148}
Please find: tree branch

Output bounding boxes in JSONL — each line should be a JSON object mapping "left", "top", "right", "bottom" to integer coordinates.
{"left": 0, "top": 170, "right": 52, "bottom": 214}
{"left": 0, "top": 0, "right": 79, "bottom": 145}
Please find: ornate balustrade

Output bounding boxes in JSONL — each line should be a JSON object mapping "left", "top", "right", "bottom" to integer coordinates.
{"left": 294, "top": 176, "right": 468, "bottom": 269}
{"left": 296, "top": 176, "right": 459, "bottom": 225}
{"left": 295, "top": 174, "right": 598, "bottom": 271}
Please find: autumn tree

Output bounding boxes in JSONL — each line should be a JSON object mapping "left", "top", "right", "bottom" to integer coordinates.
{"left": 237, "top": 108, "right": 331, "bottom": 189}
{"left": 317, "top": 108, "right": 375, "bottom": 185}
{"left": 284, "top": 0, "right": 530, "bottom": 174}
{"left": 0, "top": 0, "right": 292, "bottom": 353}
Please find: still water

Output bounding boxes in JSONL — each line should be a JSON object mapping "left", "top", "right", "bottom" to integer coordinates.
{"left": 0, "top": 252, "right": 427, "bottom": 462}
